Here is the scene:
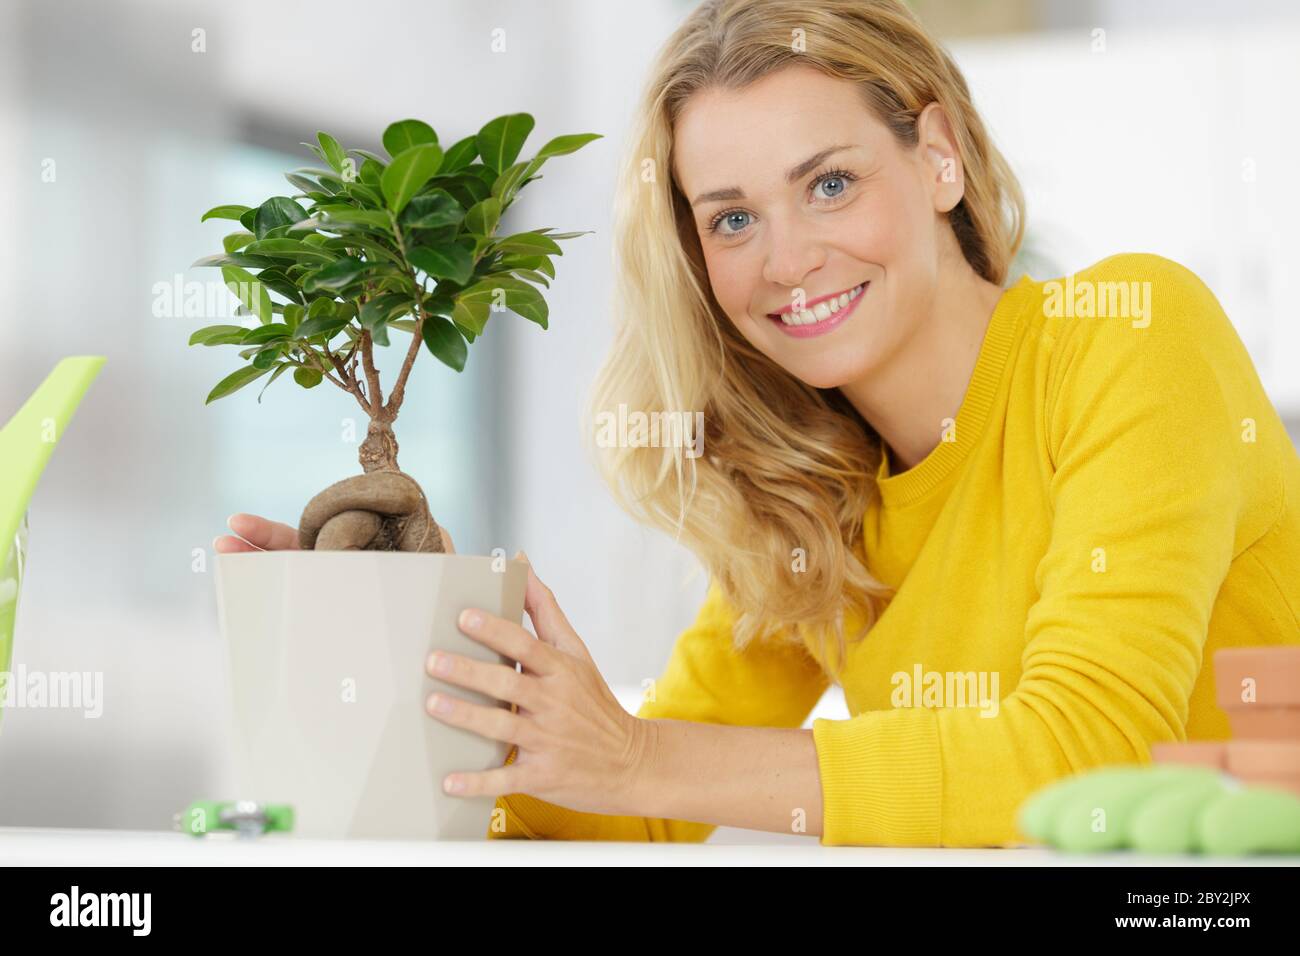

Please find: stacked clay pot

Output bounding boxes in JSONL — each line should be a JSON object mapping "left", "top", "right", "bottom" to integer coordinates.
{"left": 1152, "top": 646, "right": 1300, "bottom": 796}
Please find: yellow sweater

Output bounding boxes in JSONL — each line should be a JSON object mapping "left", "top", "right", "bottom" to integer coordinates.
{"left": 487, "top": 252, "right": 1300, "bottom": 846}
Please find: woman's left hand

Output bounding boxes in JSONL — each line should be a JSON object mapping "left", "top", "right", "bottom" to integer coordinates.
{"left": 425, "top": 553, "right": 651, "bottom": 816}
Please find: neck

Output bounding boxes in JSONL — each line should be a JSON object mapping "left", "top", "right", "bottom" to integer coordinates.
{"left": 838, "top": 259, "right": 1005, "bottom": 474}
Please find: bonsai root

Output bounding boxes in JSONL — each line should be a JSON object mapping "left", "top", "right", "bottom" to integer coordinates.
{"left": 298, "top": 471, "right": 445, "bottom": 553}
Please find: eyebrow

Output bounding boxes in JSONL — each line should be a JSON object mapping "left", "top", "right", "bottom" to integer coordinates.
{"left": 689, "top": 144, "right": 858, "bottom": 206}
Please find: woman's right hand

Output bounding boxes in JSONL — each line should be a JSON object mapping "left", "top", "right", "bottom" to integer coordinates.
{"left": 213, "top": 513, "right": 456, "bottom": 553}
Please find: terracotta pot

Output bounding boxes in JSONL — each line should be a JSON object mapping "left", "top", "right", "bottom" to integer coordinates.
{"left": 1226, "top": 739, "right": 1300, "bottom": 797}
{"left": 1151, "top": 741, "right": 1228, "bottom": 769}
{"left": 1214, "top": 647, "right": 1300, "bottom": 740}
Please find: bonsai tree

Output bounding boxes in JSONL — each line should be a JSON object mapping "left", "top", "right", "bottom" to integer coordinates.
{"left": 190, "top": 115, "right": 598, "bottom": 552}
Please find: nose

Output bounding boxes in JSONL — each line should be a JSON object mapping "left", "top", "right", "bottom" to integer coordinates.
{"left": 760, "top": 215, "right": 827, "bottom": 295}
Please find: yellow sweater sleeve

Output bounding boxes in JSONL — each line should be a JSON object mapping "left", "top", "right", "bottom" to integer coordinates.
{"left": 488, "top": 579, "right": 830, "bottom": 840}
{"left": 814, "top": 257, "right": 1247, "bottom": 847}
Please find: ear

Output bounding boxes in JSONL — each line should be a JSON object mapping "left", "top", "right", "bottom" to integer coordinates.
{"left": 915, "top": 102, "right": 964, "bottom": 214}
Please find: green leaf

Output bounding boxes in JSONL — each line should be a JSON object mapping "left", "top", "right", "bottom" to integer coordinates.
{"left": 431, "top": 172, "right": 491, "bottom": 208}
{"left": 253, "top": 268, "right": 306, "bottom": 303}
{"left": 285, "top": 172, "right": 322, "bottom": 196}
{"left": 257, "top": 362, "right": 293, "bottom": 402}
{"left": 440, "top": 135, "right": 478, "bottom": 173}
{"left": 254, "top": 197, "right": 309, "bottom": 240}
{"left": 476, "top": 113, "right": 535, "bottom": 173}
{"left": 359, "top": 158, "right": 384, "bottom": 186}
{"left": 343, "top": 181, "right": 383, "bottom": 207}
{"left": 316, "top": 205, "right": 394, "bottom": 231}
{"left": 317, "top": 131, "right": 347, "bottom": 174}
{"left": 359, "top": 293, "right": 410, "bottom": 329}
{"left": 293, "top": 367, "right": 324, "bottom": 389}
{"left": 295, "top": 300, "right": 353, "bottom": 339}
{"left": 380, "top": 144, "right": 443, "bottom": 213}
{"left": 408, "top": 243, "right": 473, "bottom": 285}
{"left": 463, "top": 197, "right": 502, "bottom": 236}
{"left": 205, "top": 364, "right": 272, "bottom": 404}
{"left": 533, "top": 132, "right": 602, "bottom": 160}
{"left": 421, "top": 314, "right": 468, "bottom": 372}
{"left": 188, "top": 324, "right": 247, "bottom": 346}
{"left": 382, "top": 119, "right": 438, "bottom": 157}
{"left": 242, "top": 323, "right": 293, "bottom": 345}
{"left": 400, "top": 190, "right": 463, "bottom": 229}
{"left": 252, "top": 347, "right": 281, "bottom": 370}
{"left": 221, "top": 266, "right": 274, "bottom": 325}
{"left": 451, "top": 297, "right": 491, "bottom": 335}
{"left": 192, "top": 253, "right": 277, "bottom": 269}
{"left": 459, "top": 275, "right": 548, "bottom": 329}
{"left": 222, "top": 232, "right": 255, "bottom": 253}
{"left": 242, "top": 239, "right": 337, "bottom": 264}
{"left": 352, "top": 148, "right": 388, "bottom": 166}
{"left": 201, "top": 204, "right": 252, "bottom": 223}
{"left": 492, "top": 231, "right": 563, "bottom": 257}
{"left": 510, "top": 268, "right": 550, "bottom": 288}
{"left": 283, "top": 303, "right": 305, "bottom": 332}
{"left": 490, "top": 161, "right": 535, "bottom": 205}
{"left": 500, "top": 253, "right": 555, "bottom": 278}
{"left": 302, "top": 256, "right": 369, "bottom": 293}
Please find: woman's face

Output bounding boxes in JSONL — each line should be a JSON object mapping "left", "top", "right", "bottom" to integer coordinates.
{"left": 672, "top": 64, "right": 964, "bottom": 390}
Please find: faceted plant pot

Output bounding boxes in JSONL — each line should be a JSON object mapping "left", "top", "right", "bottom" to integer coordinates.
{"left": 214, "top": 551, "right": 526, "bottom": 840}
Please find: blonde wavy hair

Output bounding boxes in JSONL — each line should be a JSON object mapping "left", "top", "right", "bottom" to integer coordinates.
{"left": 585, "top": 0, "right": 1025, "bottom": 678}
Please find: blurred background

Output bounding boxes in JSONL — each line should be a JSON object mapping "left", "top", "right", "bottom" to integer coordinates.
{"left": 1, "top": 0, "right": 1297, "bottom": 842}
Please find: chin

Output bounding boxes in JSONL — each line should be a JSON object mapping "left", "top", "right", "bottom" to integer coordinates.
{"left": 786, "top": 361, "right": 864, "bottom": 391}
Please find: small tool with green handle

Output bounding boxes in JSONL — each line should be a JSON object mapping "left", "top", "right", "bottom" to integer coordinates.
{"left": 177, "top": 800, "right": 295, "bottom": 837}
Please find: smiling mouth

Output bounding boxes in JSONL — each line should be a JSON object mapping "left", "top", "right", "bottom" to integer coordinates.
{"left": 767, "top": 281, "right": 867, "bottom": 326}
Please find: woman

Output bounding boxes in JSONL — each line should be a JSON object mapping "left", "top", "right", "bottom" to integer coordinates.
{"left": 215, "top": 0, "right": 1300, "bottom": 847}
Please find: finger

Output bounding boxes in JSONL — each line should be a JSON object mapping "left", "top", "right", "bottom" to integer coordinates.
{"left": 213, "top": 534, "right": 261, "bottom": 554}
{"left": 519, "top": 557, "right": 589, "bottom": 661}
{"left": 441, "top": 764, "right": 525, "bottom": 799}
{"left": 227, "top": 513, "right": 301, "bottom": 551}
{"left": 425, "top": 691, "right": 534, "bottom": 749}
{"left": 458, "top": 610, "right": 559, "bottom": 677}
{"left": 438, "top": 523, "right": 455, "bottom": 554}
{"left": 426, "top": 651, "right": 538, "bottom": 710}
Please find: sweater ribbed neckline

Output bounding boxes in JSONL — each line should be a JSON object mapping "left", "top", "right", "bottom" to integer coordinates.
{"left": 873, "top": 275, "right": 1037, "bottom": 509}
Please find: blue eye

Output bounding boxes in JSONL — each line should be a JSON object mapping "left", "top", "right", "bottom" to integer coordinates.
{"left": 703, "top": 167, "right": 857, "bottom": 240}
{"left": 709, "top": 209, "right": 752, "bottom": 236}
{"left": 815, "top": 175, "right": 847, "bottom": 199}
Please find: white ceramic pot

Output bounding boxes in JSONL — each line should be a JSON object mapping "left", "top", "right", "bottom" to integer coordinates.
{"left": 214, "top": 551, "right": 525, "bottom": 840}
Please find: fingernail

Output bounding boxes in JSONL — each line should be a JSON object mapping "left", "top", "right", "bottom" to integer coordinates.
{"left": 444, "top": 775, "right": 464, "bottom": 794}
{"left": 517, "top": 550, "right": 530, "bottom": 564}
{"left": 459, "top": 609, "right": 482, "bottom": 631}
{"left": 226, "top": 514, "right": 237, "bottom": 527}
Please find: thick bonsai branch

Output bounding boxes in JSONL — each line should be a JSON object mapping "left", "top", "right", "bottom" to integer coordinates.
{"left": 360, "top": 330, "right": 384, "bottom": 410}
{"left": 325, "top": 347, "right": 372, "bottom": 415}
{"left": 384, "top": 305, "right": 424, "bottom": 417}
{"left": 384, "top": 217, "right": 427, "bottom": 419}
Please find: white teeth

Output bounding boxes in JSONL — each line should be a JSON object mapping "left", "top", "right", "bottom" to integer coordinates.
{"left": 777, "top": 283, "right": 864, "bottom": 326}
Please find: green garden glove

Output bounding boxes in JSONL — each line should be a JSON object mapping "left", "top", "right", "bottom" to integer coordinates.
{"left": 1017, "top": 764, "right": 1300, "bottom": 854}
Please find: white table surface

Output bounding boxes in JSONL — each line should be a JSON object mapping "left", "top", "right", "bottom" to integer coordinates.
{"left": 0, "top": 826, "right": 1293, "bottom": 866}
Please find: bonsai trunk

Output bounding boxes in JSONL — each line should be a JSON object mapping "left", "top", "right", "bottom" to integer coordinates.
{"left": 298, "top": 415, "right": 445, "bottom": 553}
